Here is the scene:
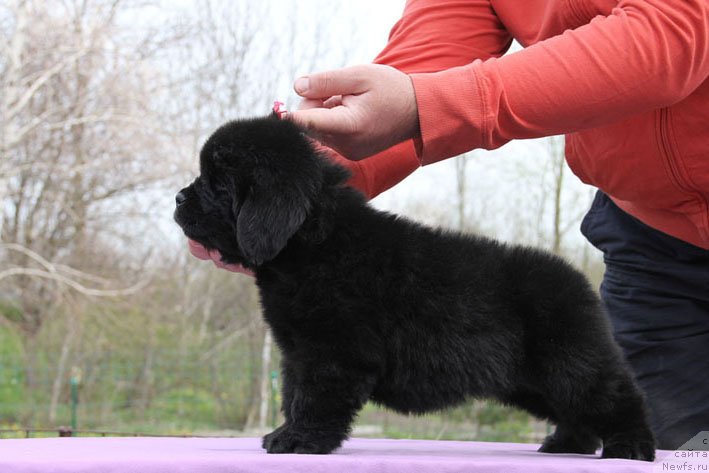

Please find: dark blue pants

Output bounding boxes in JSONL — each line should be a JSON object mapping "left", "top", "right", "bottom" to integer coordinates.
{"left": 581, "top": 191, "right": 709, "bottom": 450}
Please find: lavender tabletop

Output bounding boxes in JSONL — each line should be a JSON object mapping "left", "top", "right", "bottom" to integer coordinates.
{"left": 0, "top": 437, "right": 673, "bottom": 473}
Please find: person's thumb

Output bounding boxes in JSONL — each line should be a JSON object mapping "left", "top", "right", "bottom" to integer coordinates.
{"left": 294, "top": 66, "right": 367, "bottom": 99}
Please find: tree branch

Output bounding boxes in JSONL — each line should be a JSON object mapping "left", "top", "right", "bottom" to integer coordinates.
{"left": 0, "top": 243, "right": 150, "bottom": 296}
{"left": 5, "top": 47, "right": 92, "bottom": 121}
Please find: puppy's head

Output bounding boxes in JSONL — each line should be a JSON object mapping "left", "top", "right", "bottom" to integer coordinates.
{"left": 174, "top": 114, "right": 349, "bottom": 269}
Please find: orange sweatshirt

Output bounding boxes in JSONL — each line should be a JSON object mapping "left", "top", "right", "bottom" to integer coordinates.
{"left": 349, "top": 0, "right": 709, "bottom": 249}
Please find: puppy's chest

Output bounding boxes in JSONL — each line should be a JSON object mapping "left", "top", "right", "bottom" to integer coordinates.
{"left": 257, "top": 282, "right": 345, "bottom": 344}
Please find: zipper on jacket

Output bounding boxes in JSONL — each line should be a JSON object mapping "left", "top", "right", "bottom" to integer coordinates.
{"left": 657, "top": 109, "right": 694, "bottom": 197}
{"left": 656, "top": 108, "right": 709, "bottom": 242}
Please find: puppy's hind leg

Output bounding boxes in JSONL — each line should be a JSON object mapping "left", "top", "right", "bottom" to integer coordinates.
{"left": 565, "top": 363, "right": 655, "bottom": 461}
{"left": 539, "top": 423, "right": 600, "bottom": 455}
{"left": 504, "top": 388, "right": 601, "bottom": 455}
{"left": 512, "top": 396, "right": 601, "bottom": 454}
{"left": 592, "top": 372, "right": 656, "bottom": 461}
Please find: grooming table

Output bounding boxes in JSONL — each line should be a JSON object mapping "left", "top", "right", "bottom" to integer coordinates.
{"left": 0, "top": 437, "right": 673, "bottom": 472}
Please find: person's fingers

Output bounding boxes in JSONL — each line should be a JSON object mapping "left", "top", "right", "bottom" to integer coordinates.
{"left": 188, "top": 239, "right": 211, "bottom": 260}
{"left": 295, "top": 96, "right": 342, "bottom": 115}
{"left": 322, "top": 95, "right": 343, "bottom": 108}
{"left": 294, "top": 66, "right": 368, "bottom": 99}
{"left": 290, "top": 64, "right": 417, "bottom": 160}
{"left": 288, "top": 107, "right": 358, "bottom": 137}
{"left": 188, "top": 239, "right": 254, "bottom": 275}
{"left": 212, "top": 258, "right": 255, "bottom": 276}
{"left": 297, "top": 98, "right": 326, "bottom": 111}
{"left": 207, "top": 248, "right": 255, "bottom": 276}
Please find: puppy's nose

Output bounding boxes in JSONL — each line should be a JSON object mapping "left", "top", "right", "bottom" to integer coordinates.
{"left": 175, "top": 191, "right": 187, "bottom": 206}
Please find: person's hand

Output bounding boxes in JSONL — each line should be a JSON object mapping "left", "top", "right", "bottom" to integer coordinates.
{"left": 187, "top": 239, "right": 255, "bottom": 276}
{"left": 288, "top": 64, "right": 419, "bottom": 161}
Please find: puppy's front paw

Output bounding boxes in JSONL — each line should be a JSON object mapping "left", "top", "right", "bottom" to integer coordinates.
{"left": 261, "top": 423, "right": 288, "bottom": 450}
{"left": 262, "top": 425, "right": 344, "bottom": 454}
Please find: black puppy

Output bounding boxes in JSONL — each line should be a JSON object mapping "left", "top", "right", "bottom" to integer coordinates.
{"left": 174, "top": 114, "right": 656, "bottom": 460}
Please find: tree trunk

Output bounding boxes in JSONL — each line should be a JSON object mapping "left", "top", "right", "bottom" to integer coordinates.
{"left": 455, "top": 155, "right": 468, "bottom": 231}
{"left": 257, "top": 329, "right": 273, "bottom": 429}
{"left": 48, "top": 312, "right": 78, "bottom": 423}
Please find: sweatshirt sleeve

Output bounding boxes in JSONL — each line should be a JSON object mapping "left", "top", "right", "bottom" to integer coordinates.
{"left": 411, "top": 0, "right": 709, "bottom": 165}
{"left": 353, "top": 0, "right": 512, "bottom": 198}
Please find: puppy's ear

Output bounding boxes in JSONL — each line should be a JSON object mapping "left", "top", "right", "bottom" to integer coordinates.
{"left": 234, "top": 172, "right": 315, "bottom": 267}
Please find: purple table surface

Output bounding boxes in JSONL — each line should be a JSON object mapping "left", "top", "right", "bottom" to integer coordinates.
{"left": 0, "top": 437, "right": 674, "bottom": 473}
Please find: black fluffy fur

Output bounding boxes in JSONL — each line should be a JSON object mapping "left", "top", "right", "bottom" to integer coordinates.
{"left": 174, "top": 114, "right": 656, "bottom": 460}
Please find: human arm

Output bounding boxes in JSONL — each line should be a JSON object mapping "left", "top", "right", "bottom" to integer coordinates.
{"left": 291, "top": 0, "right": 513, "bottom": 198}
{"left": 412, "top": 0, "right": 709, "bottom": 164}
{"left": 292, "top": 0, "right": 709, "bottom": 166}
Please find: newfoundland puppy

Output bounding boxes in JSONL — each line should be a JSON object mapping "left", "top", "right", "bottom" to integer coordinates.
{"left": 174, "top": 113, "right": 655, "bottom": 460}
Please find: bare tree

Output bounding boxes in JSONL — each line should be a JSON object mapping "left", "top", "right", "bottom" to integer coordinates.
{"left": 537, "top": 135, "right": 598, "bottom": 258}
{"left": 0, "top": 0, "right": 408, "bottom": 432}
{"left": 455, "top": 156, "right": 468, "bottom": 232}
{"left": 0, "top": 0, "right": 181, "bottom": 401}
{"left": 548, "top": 135, "right": 567, "bottom": 255}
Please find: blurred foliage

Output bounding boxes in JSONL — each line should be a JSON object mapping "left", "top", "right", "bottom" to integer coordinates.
{"left": 0, "top": 301, "right": 23, "bottom": 325}
{"left": 0, "top": 317, "right": 548, "bottom": 442}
